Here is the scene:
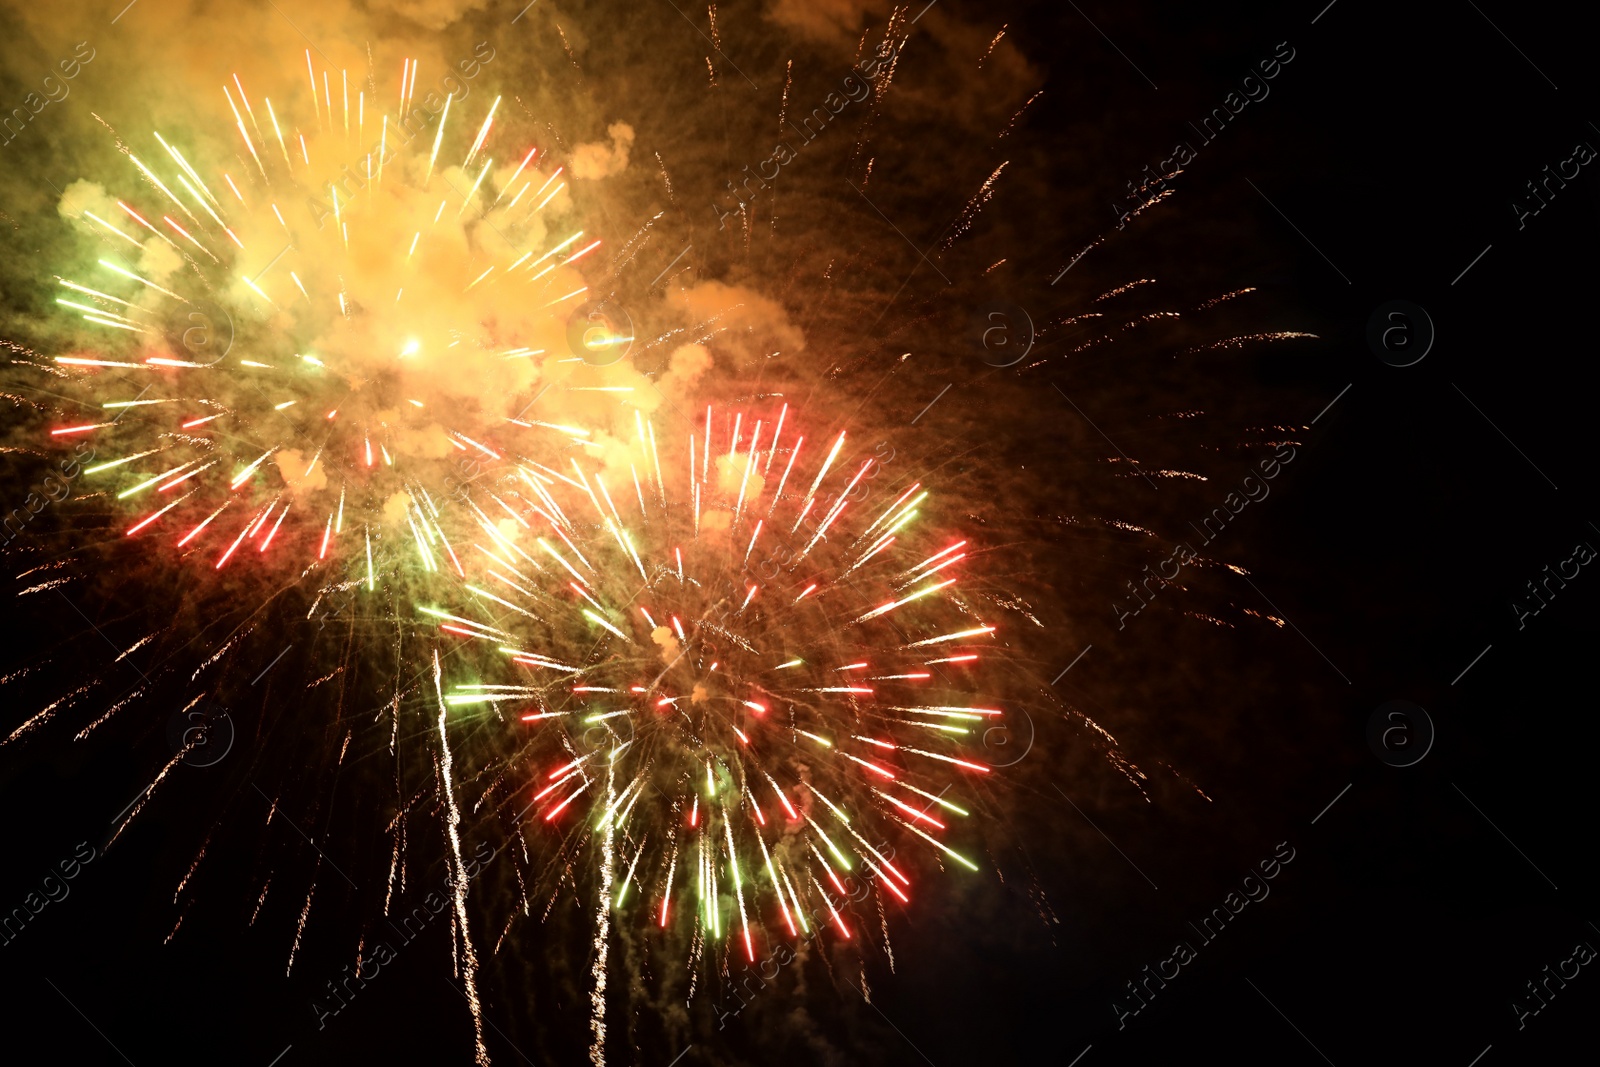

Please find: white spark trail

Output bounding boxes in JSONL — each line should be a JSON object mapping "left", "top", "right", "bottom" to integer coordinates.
{"left": 589, "top": 760, "right": 615, "bottom": 1066}
{"left": 435, "top": 652, "right": 491, "bottom": 1066}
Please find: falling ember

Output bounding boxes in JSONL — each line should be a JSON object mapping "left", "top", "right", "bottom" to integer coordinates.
{"left": 433, "top": 656, "right": 491, "bottom": 1067}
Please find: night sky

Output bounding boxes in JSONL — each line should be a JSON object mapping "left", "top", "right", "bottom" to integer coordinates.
{"left": 1, "top": 1, "right": 1595, "bottom": 1064}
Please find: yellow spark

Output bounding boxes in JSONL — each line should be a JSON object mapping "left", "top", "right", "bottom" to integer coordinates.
{"left": 98, "top": 259, "right": 185, "bottom": 302}
{"left": 155, "top": 133, "right": 220, "bottom": 207}
{"left": 542, "top": 286, "right": 587, "bottom": 309}
{"left": 81, "top": 211, "right": 141, "bottom": 247}
{"left": 129, "top": 153, "right": 198, "bottom": 223}
{"left": 456, "top": 156, "right": 493, "bottom": 218}
{"left": 264, "top": 98, "right": 291, "bottom": 167}
{"left": 306, "top": 49, "right": 319, "bottom": 124}
{"left": 425, "top": 93, "right": 451, "bottom": 184}
{"left": 464, "top": 96, "right": 500, "bottom": 167}
{"left": 241, "top": 275, "right": 277, "bottom": 308}
{"left": 573, "top": 608, "right": 628, "bottom": 642}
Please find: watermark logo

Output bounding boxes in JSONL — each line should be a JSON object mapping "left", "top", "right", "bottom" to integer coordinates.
{"left": 567, "top": 298, "right": 634, "bottom": 366}
{"left": 575, "top": 704, "right": 637, "bottom": 756}
{"left": 981, "top": 707, "right": 1035, "bottom": 768}
{"left": 972, "top": 302, "right": 1034, "bottom": 367}
{"left": 167, "top": 297, "right": 234, "bottom": 364}
{"left": 0, "top": 841, "right": 97, "bottom": 947}
{"left": 1366, "top": 300, "right": 1433, "bottom": 367}
{"left": 166, "top": 697, "right": 234, "bottom": 767}
{"left": 1367, "top": 699, "right": 1433, "bottom": 767}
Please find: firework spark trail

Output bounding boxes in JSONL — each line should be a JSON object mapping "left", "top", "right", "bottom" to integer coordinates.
{"left": 108, "top": 734, "right": 196, "bottom": 846}
{"left": 287, "top": 865, "right": 318, "bottom": 976}
{"left": 435, "top": 651, "right": 491, "bottom": 1067}
{"left": 590, "top": 760, "right": 614, "bottom": 1067}
{"left": 3, "top": 682, "right": 95, "bottom": 746}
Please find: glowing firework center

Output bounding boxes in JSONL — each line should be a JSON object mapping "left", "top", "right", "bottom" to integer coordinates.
{"left": 51, "top": 53, "right": 618, "bottom": 576}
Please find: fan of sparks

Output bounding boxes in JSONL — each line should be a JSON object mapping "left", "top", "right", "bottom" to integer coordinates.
{"left": 435, "top": 402, "right": 997, "bottom": 957}
{"left": 45, "top": 52, "right": 614, "bottom": 577}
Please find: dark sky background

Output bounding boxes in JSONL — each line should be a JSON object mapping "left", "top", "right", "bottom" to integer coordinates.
{"left": 2, "top": 1, "right": 1596, "bottom": 1064}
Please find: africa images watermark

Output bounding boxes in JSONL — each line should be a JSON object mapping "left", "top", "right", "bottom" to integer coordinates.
{"left": 310, "top": 838, "right": 497, "bottom": 1029}
{"left": 711, "top": 37, "right": 907, "bottom": 229}
{"left": 0, "top": 40, "right": 97, "bottom": 149}
{"left": 1113, "top": 442, "right": 1297, "bottom": 629}
{"left": 305, "top": 41, "right": 497, "bottom": 230}
{"left": 1509, "top": 537, "right": 1593, "bottom": 630}
{"left": 1114, "top": 40, "right": 1297, "bottom": 230}
{"left": 1, "top": 841, "right": 99, "bottom": 947}
{"left": 1113, "top": 840, "right": 1296, "bottom": 1030}
{"left": 1511, "top": 937, "right": 1594, "bottom": 1031}
{"left": 2, "top": 441, "right": 95, "bottom": 551}
{"left": 1511, "top": 137, "right": 1595, "bottom": 231}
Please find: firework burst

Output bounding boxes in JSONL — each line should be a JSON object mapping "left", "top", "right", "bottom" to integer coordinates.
{"left": 434, "top": 400, "right": 996, "bottom": 1017}
{"left": 38, "top": 51, "right": 626, "bottom": 585}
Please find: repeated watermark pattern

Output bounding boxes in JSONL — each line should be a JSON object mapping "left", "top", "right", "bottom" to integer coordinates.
{"left": 1365, "top": 301, "right": 1434, "bottom": 367}
{"left": 0, "top": 842, "right": 98, "bottom": 948}
{"left": 0, "top": 41, "right": 97, "bottom": 149}
{"left": 1113, "top": 443, "right": 1297, "bottom": 630}
{"left": 1366, "top": 700, "right": 1434, "bottom": 768}
{"left": 1113, "top": 841, "right": 1297, "bottom": 1030}
{"left": 711, "top": 37, "right": 907, "bottom": 229}
{"left": 311, "top": 841, "right": 497, "bottom": 1029}
{"left": 1114, "top": 41, "right": 1298, "bottom": 231}
{"left": 1, "top": 442, "right": 94, "bottom": 550}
